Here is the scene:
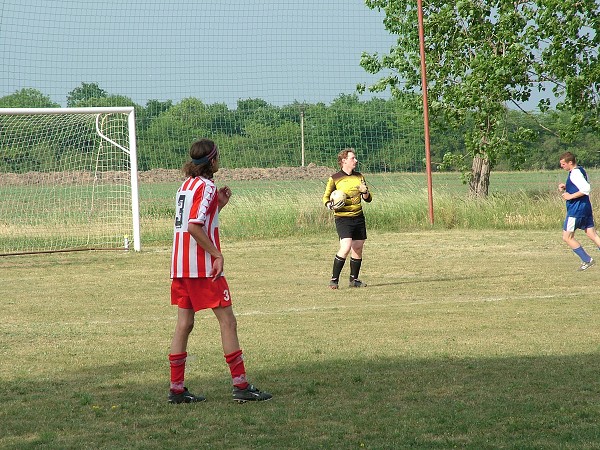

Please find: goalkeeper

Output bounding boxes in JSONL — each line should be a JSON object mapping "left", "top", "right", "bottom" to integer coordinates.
{"left": 322, "top": 148, "right": 372, "bottom": 289}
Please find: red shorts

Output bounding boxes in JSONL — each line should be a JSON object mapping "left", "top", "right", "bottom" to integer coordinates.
{"left": 171, "top": 277, "right": 232, "bottom": 312}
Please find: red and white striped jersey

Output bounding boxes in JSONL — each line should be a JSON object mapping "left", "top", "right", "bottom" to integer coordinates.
{"left": 171, "top": 176, "right": 221, "bottom": 278}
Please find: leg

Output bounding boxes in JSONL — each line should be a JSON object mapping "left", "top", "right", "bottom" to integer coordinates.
{"left": 212, "top": 305, "right": 244, "bottom": 385}
{"left": 170, "top": 307, "right": 195, "bottom": 354}
{"left": 168, "top": 308, "right": 205, "bottom": 402}
{"left": 563, "top": 229, "right": 592, "bottom": 266}
{"left": 337, "top": 237, "right": 353, "bottom": 259}
{"left": 213, "top": 306, "right": 252, "bottom": 392}
{"left": 212, "top": 305, "right": 240, "bottom": 355}
{"left": 349, "top": 239, "right": 367, "bottom": 287}
{"left": 562, "top": 230, "right": 581, "bottom": 250}
{"left": 350, "top": 239, "right": 365, "bottom": 259}
{"left": 584, "top": 227, "right": 600, "bottom": 247}
{"left": 213, "top": 306, "right": 272, "bottom": 403}
{"left": 329, "top": 238, "right": 352, "bottom": 289}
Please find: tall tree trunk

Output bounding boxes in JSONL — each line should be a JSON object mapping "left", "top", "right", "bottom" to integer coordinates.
{"left": 469, "top": 155, "right": 490, "bottom": 197}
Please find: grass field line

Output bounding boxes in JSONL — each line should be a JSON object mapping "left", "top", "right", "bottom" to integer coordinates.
{"left": 234, "top": 290, "right": 594, "bottom": 317}
{"left": 12, "top": 289, "right": 591, "bottom": 329}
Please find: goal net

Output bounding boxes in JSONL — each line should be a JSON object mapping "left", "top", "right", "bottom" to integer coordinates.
{"left": 0, "top": 107, "right": 140, "bottom": 255}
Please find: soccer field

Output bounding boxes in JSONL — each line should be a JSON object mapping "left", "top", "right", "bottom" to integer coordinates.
{"left": 1, "top": 229, "right": 600, "bottom": 448}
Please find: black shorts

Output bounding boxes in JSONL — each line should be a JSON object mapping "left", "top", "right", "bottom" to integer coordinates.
{"left": 335, "top": 215, "right": 367, "bottom": 240}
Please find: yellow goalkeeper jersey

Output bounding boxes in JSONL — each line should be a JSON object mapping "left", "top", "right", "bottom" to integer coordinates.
{"left": 322, "top": 170, "right": 372, "bottom": 217}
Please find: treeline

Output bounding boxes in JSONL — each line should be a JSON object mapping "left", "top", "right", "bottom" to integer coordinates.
{"left": 1, "top": 85, "right": 598, "bottom": 173}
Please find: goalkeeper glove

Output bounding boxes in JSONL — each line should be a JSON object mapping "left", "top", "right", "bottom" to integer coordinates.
{"left": 331, "top": 200, "right": 345, "bottom": 210}
{"left": 358, "top": 181, "right": 369, "bottom": 194}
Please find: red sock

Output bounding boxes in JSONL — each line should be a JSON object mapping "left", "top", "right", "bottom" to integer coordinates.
{"left": 224, "top": 349, "right": 248, "bottom": 389}
{"left": 169, "top": 352, "right": 187, "bottom": 393}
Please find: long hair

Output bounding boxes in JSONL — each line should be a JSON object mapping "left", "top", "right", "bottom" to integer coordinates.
{"left": 182, "top": 139, "right": 218, "bottom": 178}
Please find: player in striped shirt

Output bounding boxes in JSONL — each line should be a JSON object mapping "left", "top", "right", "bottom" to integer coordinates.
{"left": 168, "top": 139, "right": 272, "bottom": 404}
{"left": 558, "top": 151, "right": 600, "bottom": 271}
{"left": 322, "top": 148, "right": 373, "bottom": 289}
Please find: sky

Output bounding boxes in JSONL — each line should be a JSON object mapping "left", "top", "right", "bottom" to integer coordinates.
{"left": 0, "top": 0, "right": 545, "bottom": 110}
{"left": 0, "top": 0, "right": 399, "bottom": 108}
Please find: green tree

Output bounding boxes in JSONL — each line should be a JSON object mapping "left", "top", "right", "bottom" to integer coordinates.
{"left": 0, "top": 88, "right": 59, "bottom": 108}
{"left": 360, "top": 0, "right": 600, "bottom": 196}
{"left": 67, "top": 82, "right": 108, "bottom": 107}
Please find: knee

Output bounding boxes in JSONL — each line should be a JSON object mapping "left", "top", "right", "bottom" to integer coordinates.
{"left": 177, "top": 318, "right": 194, "bottom": 336}
{"left": 351, "top": 242, "right": 365, "bottom": 255}
{"left": 337, "top": 241, "right": 352, "bottom": 257}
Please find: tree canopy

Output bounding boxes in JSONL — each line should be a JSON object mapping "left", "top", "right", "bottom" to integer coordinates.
{"left": 1, "top": 84, "right": 598, "bottom": 175}
{"left": 360, "top": 0, "right": 600, "bottom": 196}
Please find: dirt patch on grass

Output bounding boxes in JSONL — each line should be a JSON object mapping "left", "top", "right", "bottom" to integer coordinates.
{"left": 140, "top": 163, "right": 333, "bottom": 183}
{"left": 0, "top": 164, "right": 334, "bottom": 186}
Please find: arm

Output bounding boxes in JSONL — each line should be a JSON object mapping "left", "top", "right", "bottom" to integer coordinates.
{"left": 187, "top": 222, "right": 224, "bottom": 279}
{"left": 358, "top": 177, "right": 372, "bottom": 202}
{"left": 218, "top": 186, "right": 232, "bottom": 211}
{"left": 562, "top": 169, "right": 591, "bottom": 200}
{"left": 322, "top": 178, "right": 336, "bottom": 208}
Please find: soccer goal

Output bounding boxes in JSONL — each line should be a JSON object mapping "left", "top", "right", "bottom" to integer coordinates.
{"left": 0, "top": 107, "right": 141, "bottom": 255}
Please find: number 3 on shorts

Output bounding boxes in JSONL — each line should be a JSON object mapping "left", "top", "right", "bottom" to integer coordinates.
{"left": 223, "top": 289, "right": 231, "bottom": 302}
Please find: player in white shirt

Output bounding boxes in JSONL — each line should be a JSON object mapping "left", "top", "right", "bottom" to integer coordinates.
{"left": 558, "top": 151, "right": 600, "bottom": 271}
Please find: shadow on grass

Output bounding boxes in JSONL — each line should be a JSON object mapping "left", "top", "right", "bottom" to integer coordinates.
{"left": 2, "top": 353, "right": 600, "bottom": 449}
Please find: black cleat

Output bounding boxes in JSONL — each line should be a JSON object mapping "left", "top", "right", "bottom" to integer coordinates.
{"left": 168, "top": 387, "right": 206, "bottom": 404}
{"left": 232, "top": 384, "right": 273, "bottom": 403}
{"left": 349, "top": 278, "right": 367, "bottom": 288}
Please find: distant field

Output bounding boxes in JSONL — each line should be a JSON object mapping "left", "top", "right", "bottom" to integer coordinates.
{"left": 139, "top": 169, "right": 585, "bottom": 244}
{"left": 0, "top": 169, "right": 595, "bottom": 252}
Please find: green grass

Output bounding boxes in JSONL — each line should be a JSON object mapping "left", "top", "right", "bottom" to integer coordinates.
{"left": 0, "top": 169, "right": 594, "bottom": 251}
{"left": 2, "top": 229, "right": 600, "bottom": 449}
{"left": 138, "top": 169, "right": 590, "bottom": 244}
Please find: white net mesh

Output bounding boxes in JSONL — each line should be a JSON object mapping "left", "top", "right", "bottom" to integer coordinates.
{"left": 0, "top": 109, "right": 136, "bottom": 254}
{"left": 1, "top": 1, "right": 428, "bottom": 247}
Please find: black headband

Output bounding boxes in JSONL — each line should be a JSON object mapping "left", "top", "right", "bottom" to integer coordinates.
{"left": 192, "top": 144, "right": 218, "bottom": 165}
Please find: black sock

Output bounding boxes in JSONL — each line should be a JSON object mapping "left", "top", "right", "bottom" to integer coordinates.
{"left": 349, "top": 257, "right": 362, "bottom": 281}
{"left": 331, "top": 255, "right": 346, "bottom": 281}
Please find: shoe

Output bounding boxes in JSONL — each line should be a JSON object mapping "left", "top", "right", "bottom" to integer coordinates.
{"left": 168, "top": 387, "right": 206, "bottom": 404}
{"left": 232, "top": 384, "right": 273, "bottom": 403}
{"left": 329, "top": 279, "right": 339, "bottom": 289}
{"left": 578, "top": 258, "right": 595, "bottom": 271}
{"left": 349, "top": 278, "right": 367, "bottom": 288}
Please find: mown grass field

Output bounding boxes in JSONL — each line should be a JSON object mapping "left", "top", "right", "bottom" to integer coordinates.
{"left": 2, "top": 226, "right": 600, "bottom": 449}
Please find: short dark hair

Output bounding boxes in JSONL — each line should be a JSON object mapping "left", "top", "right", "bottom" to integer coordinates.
{"left": 559, "top": 151, "right": 576, "bottom": 164}
{"left": 337, "top": 148, "right": 355, "bottom": 167}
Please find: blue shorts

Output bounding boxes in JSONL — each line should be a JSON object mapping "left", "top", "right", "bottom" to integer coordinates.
{"left": 563, "top": 215, "right": 595, "bottom": 232}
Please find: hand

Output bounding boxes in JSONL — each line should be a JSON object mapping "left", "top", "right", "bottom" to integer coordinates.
{"left": 210, "top": 254, "right": 224, "bottom": 280}
{"left": 358, "top": 181, "right": 369, "bottom": 194}
{"left": 331, "top": 200, "right": 345, "bottom": 210}
{"left": 218, "top": 186, "right": 232, "bottom": 209}
{"left": 558, "top": 183, "right": 566, "bottom": 193}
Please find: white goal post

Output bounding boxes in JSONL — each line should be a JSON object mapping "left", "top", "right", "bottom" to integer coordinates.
{"left": 0, "top": 107, "right": 141, "bottom": 255}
